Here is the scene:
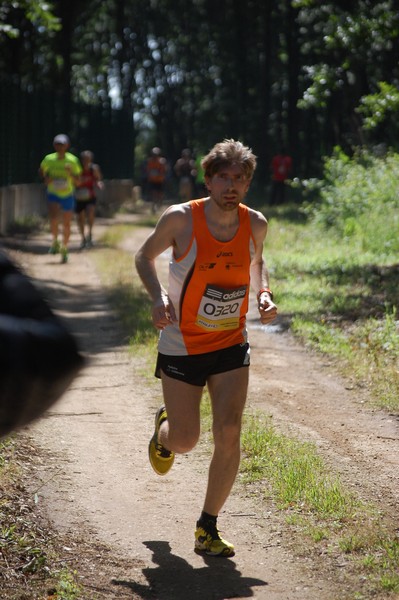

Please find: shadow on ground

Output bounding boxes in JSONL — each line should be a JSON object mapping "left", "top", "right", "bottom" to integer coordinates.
{"left": 1, "top": 235, "right": 127, "bottom": 353}
{"left": 112, "top": 541, "right": 267, "bottom": 599}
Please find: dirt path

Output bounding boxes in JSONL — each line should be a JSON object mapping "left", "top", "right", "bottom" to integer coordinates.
{"left": 5, "top": 215, "right": 398, "bottom": 599}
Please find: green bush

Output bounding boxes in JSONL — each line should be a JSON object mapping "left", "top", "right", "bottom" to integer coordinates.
{"left": 305, "top": 148, "right": 399, "bottom": 255}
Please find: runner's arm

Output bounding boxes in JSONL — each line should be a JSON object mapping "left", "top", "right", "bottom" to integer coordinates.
{"left": 39, "top": 162, "right": 51, "bottom": 185}
{"left": 135, "top": 206, "right": 189, "bottom": 328}
{"left": 249, "top": 210, "right": 277, "bottom": 325}
{"left": 93, "top": 164, "right": 104, "bottom": 190}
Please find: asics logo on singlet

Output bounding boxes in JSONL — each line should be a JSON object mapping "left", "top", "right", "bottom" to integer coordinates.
{"left": 216, "top": 251, "right": 233, "bottom": 257}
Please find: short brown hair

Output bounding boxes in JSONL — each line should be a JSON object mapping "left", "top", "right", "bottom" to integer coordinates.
{"left": 201, "top": 139, "right": 257, "bottom": 180}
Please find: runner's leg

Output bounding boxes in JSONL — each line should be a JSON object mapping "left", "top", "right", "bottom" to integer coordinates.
{"left": 202, "top": 367, "right": 248, "bottom": 516}
{"left": 87, "top": 204, "right": 95, "bottom": 240}
{"left": 159, "top": 373, "right": 203, "bottom": 453}
{"left": 76, "top": 208, "right": 86, "bottom": 243}
{"left": 48, "top": 201, "right": 60, "bottom": 242}
{"left": 62, "top": 210, "right": 73, "bottom": 248}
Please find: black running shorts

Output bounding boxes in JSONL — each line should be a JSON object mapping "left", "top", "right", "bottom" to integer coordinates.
{"left": 155, "top": 342, "right": 250, "bottom": 387}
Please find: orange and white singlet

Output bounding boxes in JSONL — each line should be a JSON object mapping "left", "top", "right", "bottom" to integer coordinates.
{"left": 158, "top": 199, "right": 256, "bottom": 356}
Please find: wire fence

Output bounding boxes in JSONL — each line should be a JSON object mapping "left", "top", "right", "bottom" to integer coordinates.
{"left": 0, "top": 77, "right": 135, "bottom": 186}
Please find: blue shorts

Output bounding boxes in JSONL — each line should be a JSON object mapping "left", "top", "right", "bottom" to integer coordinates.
{"left": 47, "top": 193, "right": 75, "bottom": 212}
{"left": 155, "top": 342, "right": 250, "bottom": 387}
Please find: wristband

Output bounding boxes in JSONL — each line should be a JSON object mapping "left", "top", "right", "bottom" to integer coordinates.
{"left": 257, "top": 288, "right": 273, "bottom": 302}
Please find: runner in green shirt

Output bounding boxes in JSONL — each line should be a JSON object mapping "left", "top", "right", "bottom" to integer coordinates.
{"left": 39, "top": 134, "right": 82, "bottom": 263}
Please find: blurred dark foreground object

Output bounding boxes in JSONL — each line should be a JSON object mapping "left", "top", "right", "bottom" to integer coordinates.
{"left": 0, "top": 251, "right": 85, "bottom": 438}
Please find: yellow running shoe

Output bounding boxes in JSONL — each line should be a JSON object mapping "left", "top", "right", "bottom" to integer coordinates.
{"left": 148, "top": 406, "right": 174, "bottom": 476}
{"left": 60, "top": 246, "right": 69, "bottom": 264}
{"left": 48, "top": 240, "right": 60, "bottom": 255}
{"left": 195, "top": 520, "right": 235, "bottom": 557}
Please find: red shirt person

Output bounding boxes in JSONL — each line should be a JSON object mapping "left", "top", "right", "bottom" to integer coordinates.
{"left": 75, "top": 150, "right": 104, "bottom": 249}
{"left": 270, "top": 149, "right": 292, "bottom": 205}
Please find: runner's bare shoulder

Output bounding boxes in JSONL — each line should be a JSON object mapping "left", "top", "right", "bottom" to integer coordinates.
{"left": 157, "top": 202, "right": 193, "bottom": 253}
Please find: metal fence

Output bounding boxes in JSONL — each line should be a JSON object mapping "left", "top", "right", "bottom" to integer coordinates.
{"left": 0, "top": 77, "right": 135, "bottom": 187}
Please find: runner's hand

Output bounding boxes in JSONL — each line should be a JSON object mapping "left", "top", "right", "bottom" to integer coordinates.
{"left": 258, "top": 292, "right": 278, "bottom": 325}
{"left": 152, "top": 296, "right": 177, "bottom": 330}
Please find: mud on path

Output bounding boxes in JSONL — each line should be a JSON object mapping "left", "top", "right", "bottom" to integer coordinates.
{"left": 4, "top": 214, "right": 398, "bottom": 599}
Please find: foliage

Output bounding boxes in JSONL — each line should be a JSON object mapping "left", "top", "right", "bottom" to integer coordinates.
{"left": 240, "top": 413, "right": 399, "bottom": 597}
{"left": 2, "top": 0, "right": 399, "bottom": 186}
{"left": 294, "top": 1, "right": 399, "bottom": 111}
{"left": 357, "top": 81, "right": 399, "bottom": 129}
{"left": 0, "top": 0, "right": 60, "bottom": 37}
{"left": 304, "top": 147, "right": 399, "bottom": 254}
{"left": 6, "top": 216, "right": 43, "bottom": 235}
{"left": 291, "top": 310, "right": 399, "bottom": 412}
{"left": 240, "top": 410, "right": 399, "bottom": 596}
{"left": 0, "top": 438, "right": 83, "bottom": 599}
{"left": 241, "top": 413, "right": 355, "bottom": 517}
{"left": 54, "top": 569, "right": 82, "bottom": 599}
{"left": 268, "top": 150, "right": 399, "bottom": 413}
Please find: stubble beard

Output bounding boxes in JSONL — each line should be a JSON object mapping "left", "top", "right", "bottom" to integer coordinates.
{"left": 211, "top": 193, "right": 241, "bottom": 212}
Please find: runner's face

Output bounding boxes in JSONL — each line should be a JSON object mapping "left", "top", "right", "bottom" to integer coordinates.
{"left": 54, "top": 142, "right": 68, "bottom": 157}
{"left": 206, "top": 164, "right": 251, "bottom": 211}
{"left": 81, "top": 156, "right": 91, "bottom": 168}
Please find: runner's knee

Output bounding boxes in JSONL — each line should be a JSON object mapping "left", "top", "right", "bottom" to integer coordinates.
{"left": 212, "top": 421, "right": 241, "bottom": 451}
{"left": 168, "top": 427, "right": 199, "bottom": 453}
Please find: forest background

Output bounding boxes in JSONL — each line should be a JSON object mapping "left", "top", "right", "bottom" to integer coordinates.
{"left": 1, "top": 0, "right": 399, "bottom": 190}
{"left": 1, "top": 2, "right": 399, "bottom": 597}
{"left": 0, "top": 0, "right": 398, "bottom": 405}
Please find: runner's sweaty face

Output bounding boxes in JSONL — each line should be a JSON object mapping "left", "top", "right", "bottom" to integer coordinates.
{"left": 206, "top": 164, "right": 251, "bottom": 211}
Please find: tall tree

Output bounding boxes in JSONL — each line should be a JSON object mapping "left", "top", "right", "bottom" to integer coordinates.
{"left": 294, "top": 0, "right": 399, "bottom": 153}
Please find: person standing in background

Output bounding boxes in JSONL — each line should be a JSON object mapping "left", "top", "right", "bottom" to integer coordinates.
{"left": 270, "top": 148, "right": 292, "bottom": 205}
{"left": 146, "top": 147, "right": 168, "bottom": 213}
{"left": 174, "top": 148, "right": 196, "bottom": 202}
{"left": 39, "top": 134, "right": 82, "bottom": 263}
{"left": 75, "top": 150, "right": 104, "bottom": 249}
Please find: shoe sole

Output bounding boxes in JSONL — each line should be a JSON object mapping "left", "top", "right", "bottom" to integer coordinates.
{"left": 148, "top": 407, "right": 174, "bottom": 476}
{"left": 194, "top": 542, "right": 235, "bottom": 557}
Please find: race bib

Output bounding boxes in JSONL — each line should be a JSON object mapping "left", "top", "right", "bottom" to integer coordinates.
{"left": 195, "top": 284, "right": 247, "bottom": 331}
{"left": 75, "top": 187, "right": 91, "bottom": 200}
{"left": 52, "top": 178, "right": 68, "bottom": 191}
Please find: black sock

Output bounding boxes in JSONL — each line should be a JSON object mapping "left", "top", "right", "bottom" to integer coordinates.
{"left": 199, "top": 511, "right": 217, "bottom": 526}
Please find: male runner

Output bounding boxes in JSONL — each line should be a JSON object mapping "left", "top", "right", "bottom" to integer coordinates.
{"left": 135, "top": 138, "right": 277, "bottom": 557}
{"left": 39, "top": 134, "right": 81, "bottom": 263}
